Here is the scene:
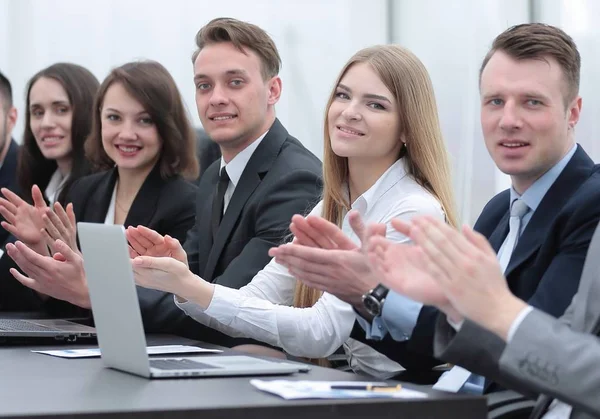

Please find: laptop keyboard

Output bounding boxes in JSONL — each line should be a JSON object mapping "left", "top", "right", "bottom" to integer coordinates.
{"left": 150, "top": 359, "right": 220, "bottom": 370}
{"left": 0, "top": 320, "right": 52, "bottom": 332}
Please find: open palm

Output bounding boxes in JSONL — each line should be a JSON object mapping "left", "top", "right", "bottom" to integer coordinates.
{"left": 367, "top": 237, "right": 449, "bottom": 307}
{"left": 0, "top": 187, "right": 47, "bottom": 247}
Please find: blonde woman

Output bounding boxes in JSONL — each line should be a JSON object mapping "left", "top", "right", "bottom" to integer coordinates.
{"left": 128, "top": 44, "right": 458, "bottom": 378}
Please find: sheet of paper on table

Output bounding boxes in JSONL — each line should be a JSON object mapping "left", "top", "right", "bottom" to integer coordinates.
{"left": 250, "top": 380, "right": 428, "bottom": 400}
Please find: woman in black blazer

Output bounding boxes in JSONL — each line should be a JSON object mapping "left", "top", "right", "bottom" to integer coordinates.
{"left": 5, "top": 61, "right": 199, "bottom": 332}
{"left": 0, "top": 63, "right": 99, "bottom": 311}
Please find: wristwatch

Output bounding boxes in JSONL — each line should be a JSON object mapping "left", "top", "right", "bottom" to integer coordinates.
{"left": 361, "top": 284, "right": 389, "bottom": 317}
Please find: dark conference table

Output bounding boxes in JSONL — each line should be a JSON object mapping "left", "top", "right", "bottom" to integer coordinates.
{"left": 0, "top": 334, "right": 487, "bottom": 419}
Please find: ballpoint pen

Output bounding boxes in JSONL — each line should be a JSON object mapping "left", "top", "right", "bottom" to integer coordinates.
{"left": 329, "top": 384, "right": 402, "bottom": 392}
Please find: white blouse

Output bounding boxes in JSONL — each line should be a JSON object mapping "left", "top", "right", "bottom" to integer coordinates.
{"left": 176, "top": 158, "right": 446, "bottom": 378}
{"left": 44, "top": 169, "right": 69, "bottom": 205}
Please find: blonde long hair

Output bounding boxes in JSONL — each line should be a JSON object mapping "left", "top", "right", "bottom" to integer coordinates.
{"left": 293, "top": 45, "right": 458, "bottom": 309}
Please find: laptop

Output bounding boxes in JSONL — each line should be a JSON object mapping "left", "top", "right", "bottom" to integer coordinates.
{"left": 0, "top": 318, "right": 96, "bottom": 342}
{"left": 77, "top": 222, "right": 310, "bottom": 378}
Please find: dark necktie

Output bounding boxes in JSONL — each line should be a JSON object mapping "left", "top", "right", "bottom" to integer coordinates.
{"left": 211, "top": 168, "right": 230, "bottom": 240}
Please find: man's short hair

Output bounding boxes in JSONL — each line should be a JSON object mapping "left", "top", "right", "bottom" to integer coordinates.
{"left": 480, "top": 23, "right": 581, "bottom": 104}
{"left": 0, "top": 71, "right": 13, "bottom": 111}
{"left": 192, "top": 17, "right": 281, "bottom": 80}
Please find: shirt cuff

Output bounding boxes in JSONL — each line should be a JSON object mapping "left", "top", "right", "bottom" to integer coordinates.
{"left": 447, "top": 316, "right": 465, "bottom": 332}
{"left": 507, "top": 305, "right": 534, "bottom": 343}
{"left": 356, "top": 314, "right": 386, "bottom": 340}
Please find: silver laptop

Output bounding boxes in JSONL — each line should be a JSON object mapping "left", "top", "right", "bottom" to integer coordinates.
{"left": 0, "top": 318, "right": 96, "bottom": 342}
{"left": 77, "top": 222, "right": 309, "bottom": 378}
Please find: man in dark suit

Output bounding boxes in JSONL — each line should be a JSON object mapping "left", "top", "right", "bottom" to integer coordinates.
{"left": 0, "top": 71, "right": 20, "bottom": 248}
{"left": 127, "top": 18, "right": 322, "bottom": 344}
{"left": 280, "top": 23, "right": 600, "bottom": 389}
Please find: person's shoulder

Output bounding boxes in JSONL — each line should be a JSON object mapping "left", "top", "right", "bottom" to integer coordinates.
{"left": 70, "top": 170, "right": 110, "bottom": 193}
{"left": 560, "top": 166, "right": 600, "bottom": 213}
{"left": 274, "top": 134, "right": 322, "bottom": 173}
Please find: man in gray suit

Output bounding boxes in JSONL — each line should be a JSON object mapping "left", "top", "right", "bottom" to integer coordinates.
{"left": 367, "top": 214, "right": 600, "bottom": 418}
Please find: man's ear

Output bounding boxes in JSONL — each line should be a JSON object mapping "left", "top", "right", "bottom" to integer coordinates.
{"left": 6, "top": 106, "right": 17, "bottom": 135}
{"left": 267, "top": 76, "right": 282, "bottom": 106}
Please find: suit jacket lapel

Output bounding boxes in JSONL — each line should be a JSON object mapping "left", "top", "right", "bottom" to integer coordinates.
{"left": 123, "top": 164, "right": 164, "bottom": 229}
{"left": 83, "top": 169, "right": 118, "bottom": 223}
{"left": 505, "top": 146, "right": 595, "bottom": 277}
{"left": 204, "top": 119, "right": 287, "bottom": 281}
{"left": 488, "top": 211, "right": 510, "bottom": 253}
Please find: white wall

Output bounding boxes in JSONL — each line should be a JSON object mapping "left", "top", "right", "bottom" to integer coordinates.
{"left": 0, "top": 0, "right": 388, "bottom": 159}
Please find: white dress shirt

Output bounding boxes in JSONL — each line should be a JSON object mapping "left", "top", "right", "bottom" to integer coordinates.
{"left": 219, "top": 131, "right": 267, "bottom": 213}
{"left": 44, "top": 169, "right": 69, "bottom": 204}
{"left": 176, "top": 158, "right": 446, "bottom": 378}
{"left": 103, "top": 183, "right": 117, "bottom": 225}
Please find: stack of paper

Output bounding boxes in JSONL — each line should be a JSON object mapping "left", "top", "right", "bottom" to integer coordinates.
{"left": 250, "top": 380, "right": 428, "bottom": 400}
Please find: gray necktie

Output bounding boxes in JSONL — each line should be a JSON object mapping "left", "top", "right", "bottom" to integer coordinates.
{"left": 498, "top": 199, "right": 530, "bottom": 273}
{"left": 434, "top": 199, "right": 531, "bottom": 394}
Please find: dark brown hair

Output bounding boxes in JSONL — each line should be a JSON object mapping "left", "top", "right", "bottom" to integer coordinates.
{"left": 0, "top": 70, "right": 12, "bottom": 111}
{"left": 85, "top": 60, "right": 199, "bottom": 180}
{"left": 480, "top": 23, "right": 580, "bottom": 104}
{"left": 18, "top": 63, "right": 98, "bottom": 204}
{"left": 192, "top": 17, "right": 281, "bottom": 80}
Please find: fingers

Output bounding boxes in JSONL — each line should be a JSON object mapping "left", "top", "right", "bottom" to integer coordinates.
{"left": 136, "top": 225, "right": 166, "bottom": 245}
{"left": 165, "top": 235, "right": 187, "bottom": 261}
{"left": 52, "top": 239, "right": 80, "bottom": 262}
{"left": 289, "top": 217, "right": 320, "bottom": 248}
{"left": 462, "top": 225, "right": 495, "bottom": 255}
{"left": 292, "top": 215, "right": 337, "bottom": 249}
{"left": 42, "top": 211, "right": 64, "bottom": 241}
{"left": 0, "top": 220, "right": 19, "bottom": 238}
{"left": 53, "top": 202, "right": 74, "bottom": 231}
{"left": 9, "top": 268, "right": 40, "bottom": 292}
{"left": 66, "top": 203, "right": 76, "bottom": 227}
{"left": 391, "top": 218, "right": 412, "bottom": 236}
{"left": 6, "top": 242, "right": 47, "bottom": 280}
{"left": 0, "top": 197, "right": 17, "bottom": 216}
{"left": 1, "top": 187, "right": 25, "bottom": 206}
{"left": 31, "top": 185, "right": 47, "bottom": 208}
{"left": 0, "top": 204, "right": 17, "bottom": 225}
{"left": 271, "top": 243, "right": 332, "bottom": 266}
{"left": 126, "top": 227, "right": 153, "bottom": 255}
{"left": 348, "top": 211, "right": 367, "bottom": 242}
{"left": 128, "top": 245, "right": 140, "bottom": 259}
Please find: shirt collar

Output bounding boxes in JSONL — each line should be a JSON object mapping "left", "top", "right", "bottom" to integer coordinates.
{"left": 44, "top": 169, "right": 70, "bottom": 204}
{"left": 509, "top": 143, "right": 577, "bottom": 211}
{"left": 351, "top": 158, "right": 408, "bottom": 215}
{"left": 219, "top": 130, "right": 268, "bottom": 187}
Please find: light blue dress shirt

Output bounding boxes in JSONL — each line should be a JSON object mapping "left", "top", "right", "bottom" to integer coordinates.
{"left": 358, "top": 144, "right": 578, "bottom": 351}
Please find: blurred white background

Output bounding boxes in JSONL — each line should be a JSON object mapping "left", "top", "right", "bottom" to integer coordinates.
{"left": 0, "top": 0, "right": 598, "bottom": 223}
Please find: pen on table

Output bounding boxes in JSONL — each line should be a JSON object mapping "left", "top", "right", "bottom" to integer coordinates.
{"left": 329, "top": 384, "right": 402, "bottom": 392}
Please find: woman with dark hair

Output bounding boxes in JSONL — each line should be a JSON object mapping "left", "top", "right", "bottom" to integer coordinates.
{"left": 0, "top": 63, "right": 98, "bottom": 253}
{"left": 18, "top": 63, "right": 98, "bottom": 205}
{"left": 0, "top": 63, "right": 98, "bottom": 311}
{"left": 5, "top": 61, "right": 199, "bottom": 332}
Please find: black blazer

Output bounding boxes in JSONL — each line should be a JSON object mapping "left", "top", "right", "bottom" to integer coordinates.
{"left": 351, "top": 145, "right": 600, "bottom": 379}
{"left": 194, "top": 128, "right": 221, "bottom": 182}
{"left": 178, "top": 119, "right": 322, "bottom": 343}
{"left": 0, "top": 139, "right": 20, "bottom": 247}
{"left": 42, "top": 163, "right": 199, "bottom": 332}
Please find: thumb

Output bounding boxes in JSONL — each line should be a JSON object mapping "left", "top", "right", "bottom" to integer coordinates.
{"left": 53, "top": 239, "right": 77, "bottom": 261}
{"left": 133, "top": 255, "right": 163, "bottom": 270}
{"left": 32, "top": 185, "right": 47, "bottom": 208}
{"left": 348, "top": 210, "right": 366, "bottom": 242}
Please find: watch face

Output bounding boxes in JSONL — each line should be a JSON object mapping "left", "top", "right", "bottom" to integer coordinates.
{"left": 363, "top": 295, "right": 381, "bottom": 316}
